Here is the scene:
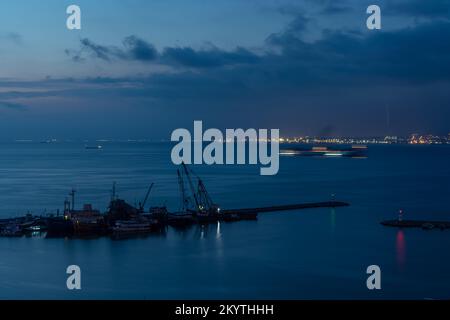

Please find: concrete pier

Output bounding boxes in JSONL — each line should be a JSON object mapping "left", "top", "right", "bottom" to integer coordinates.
{"left": 222, "top": 201, "right": 349, "bottom": 215}
{"left": 381, "top": 219, "right": 450, "bottom": 230}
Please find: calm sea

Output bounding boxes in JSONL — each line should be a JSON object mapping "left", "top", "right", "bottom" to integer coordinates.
{"left": 0, "top": 142, "right": 449, "bottom": 299}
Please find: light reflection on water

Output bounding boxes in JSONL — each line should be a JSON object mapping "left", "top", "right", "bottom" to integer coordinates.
{"left": 330, "top": 208, "right": 336, "bottom": 233}
{"left": 396, "top": 230, "right": 406, "bottom": 271}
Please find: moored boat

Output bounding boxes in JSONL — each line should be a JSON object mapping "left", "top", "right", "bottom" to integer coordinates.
{"left": 46, "top": 216, "right": 74, "bottom": 237}
{"left": 168, "top": 212, "right": 195, "bottom": 227}
{"left": 0, "top": 223, "right": 24, "bottom": 237}
{"left": 111, "top": 219, "right": 154, "bottom": 237}
{"left": 280, "top": 145, "right": 367, "bottom": 158}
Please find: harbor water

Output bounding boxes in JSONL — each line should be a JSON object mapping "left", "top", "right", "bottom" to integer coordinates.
{"left": 0, "top": 142, "right": 449, "bottom": 299}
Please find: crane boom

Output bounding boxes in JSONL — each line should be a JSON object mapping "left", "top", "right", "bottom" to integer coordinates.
{"left": 182, "top": 162, "right": 200, "bottom": 210}
{"left": 140, "top": 183, "right": 154, "bottom": 211}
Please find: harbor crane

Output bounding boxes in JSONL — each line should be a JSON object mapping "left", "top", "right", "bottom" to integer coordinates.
{"left": 139, "top": 183, "right": 154, "bottom": 212}
{"left": 180, "top": 162, "right": 221, "bottom": 219}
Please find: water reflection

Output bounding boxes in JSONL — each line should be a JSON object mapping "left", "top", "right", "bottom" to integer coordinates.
{"left": 216, "top": 221, "right": 222, "bottom": 240}
{"left": 330, "top": 208, "right": 336, "bottom": 233}
{"left": 24, "top": 231, "right": 46, "bottom": 238}
{"left": 396, "top": 230, "right": 406, "bottom": 270}
{"left": 200, "top": 225, "right": 205, "bottom": 239}
{"left": 194, "top": 223, "right": 222, "bottom": 240}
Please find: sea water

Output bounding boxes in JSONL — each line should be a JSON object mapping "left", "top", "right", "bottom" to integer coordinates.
{"left": 0, "top": 142, "right": 449, "bottom": 299}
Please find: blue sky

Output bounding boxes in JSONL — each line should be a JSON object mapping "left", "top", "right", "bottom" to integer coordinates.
{"left": 0, "top": 0, "right": 449, "bottom": 140}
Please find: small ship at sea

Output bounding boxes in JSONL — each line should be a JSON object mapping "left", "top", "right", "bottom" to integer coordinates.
{"left": 0, "top": 163, "right": 349, "bottom": 239}
{"left": 280, "top": 145, "right": 368, "bottom": 158}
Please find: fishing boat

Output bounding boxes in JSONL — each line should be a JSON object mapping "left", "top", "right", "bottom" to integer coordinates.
{"left": 23, "top": 225, "right": 47, "bottom": 232}
{"left": 0, "top": 223, "right": 23, "bottom": 237}
{"left": 111, "top": 219, "right": 154, "bottom": 236}
{"left": 69, "top": 204, "right": 107, "bottom": 236}
{"left": 47, "top": 190, "right": 106, "bottom": 237}
{"left": 46, "top": 216, "right": 74, "bottom": 237}
{"left": 167, "top": 212, "right": 195, "bottom": 227}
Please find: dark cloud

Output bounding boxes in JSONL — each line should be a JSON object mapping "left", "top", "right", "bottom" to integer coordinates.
{"left": 321, "top": 4, "right": 352, "bottom": 15}
{"left": 8, "top": 5, "right": 450, "bottom": 137}
{"left": 278, "top": 0, "right": 353, "bottom": 16}
{"left": 84, "top": 38, "right": 115, "bottom": 60}
{"left": 283, "top": 14, "right": 310, "bottom": 36}
{"left": 67, "top": 37, "right": 259, "bottom": 68}
{"left": 161, "top": 46, "right": 260, "bottom": 68}
{"left": 123, "top": 36, "right": 158, "bottom": 61}
{"left": 265, "top": 18, "right": 450, "bottom": 84}
{"left": 387, "top": 0, "right": 450, "bottom": 18}
{"left": 313, "top": 0, "right": 354, "bottom": 15}
{"left": 66, "top": 36, "right": 158, "bottom": 63}
{"left": 308, "top": 0, "right": 450, "bottom": 17}
{"left": 42, "top": 18, "right": 450, "bottom": 103}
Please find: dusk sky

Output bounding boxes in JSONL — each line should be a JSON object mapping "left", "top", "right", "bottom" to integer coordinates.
{"left": 0, "top": 0, "right": 449, "bottom": 140}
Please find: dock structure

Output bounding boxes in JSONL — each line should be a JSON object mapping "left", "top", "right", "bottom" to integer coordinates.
{"left": 222, "top": 201, "right": 349, "bottom": 215}
{"left": 0, "top": 162, "right": 353, "bottom": 237}
{"left": 381, "top": 219, "right": 450, "bottom": 230}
